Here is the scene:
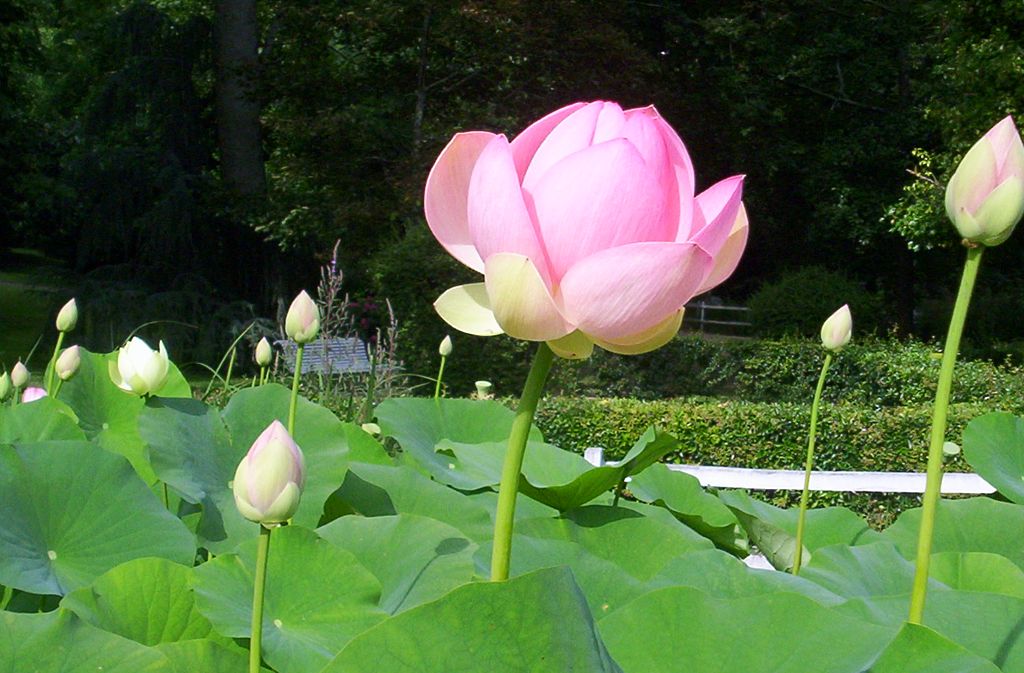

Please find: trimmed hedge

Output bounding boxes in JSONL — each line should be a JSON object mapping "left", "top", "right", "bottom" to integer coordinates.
{"left": 532, "top": 396, "right": 1023, "bottom": 526}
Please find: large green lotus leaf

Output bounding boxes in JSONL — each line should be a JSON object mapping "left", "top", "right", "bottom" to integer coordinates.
{"left": 0, "top": 396, "right": 83, "bottom": 442}
{"left": 799, "top": 542, "right": 949, "bottom": 599}
{"left": 335, "top": 462, "right": 494, "bottom": 542}
{"left": 57, "top": 349, "right": 191, "bottom": 484}
{"left": 317, "top": 514, "right": 477, "bottom": 614}
{"left": 648, "top": 548, "right": 844, "bottom": 606}
{"left": 600, "top": 586, "right": 892, "bottom": 673}
{"left": 0, "top": 441, "right": 195, "bottom": 595}
{"left": 61, "top": 557, "right": 214, "bottom": 645}
{"left": 627, "top": 463, "right": 744, "bottom": 552}
{"left": 138, "top": 398, "right": 247, "bottom": 553}
{"left": 340, "top": 423, "right": 393, "bottom": 466}
{"left": 719, "top": 490, "right": 880, "bottom": 571}
{"left": 156, "top": 639, "right": 264, "bottom": 673}
{"left": 321, "top": 566, "right": 623, "bottom": 673}
{"left": 837, "top": 591, "right": 1024, "bottom": 671}
{"left": 880, "top": 497, "right": 1024, "bottom": 569}
{"left": 192, "top": 525, "right": 386, "bottom": 673}
{"left": 222, "top": 385, "right": 352, "bottom": 526}
{"left": 929, "top": 551, "right": 1024, "bottom": 599}
{"left": 868, "top": 623, "right": 1002, "bottom": 673}
{"left": 428, "top": 438, "right": 571, "bottom": 491}
{"left": 507, "top": 505, "right": 713, "bottom": 582}
{"left": 962, "top": 412, "right": 1024, "bottom": 504}
{"left": 500, "top": 531, "right": 652, "bottom": 618}
{"left": 374, "top": 397, "right": 542, "bottom": 475}
{"left": 0, "top": 609, "right": 171, "bottom": 672}
{"left": 442, "top": 428, "right": 680, "bottom": 512}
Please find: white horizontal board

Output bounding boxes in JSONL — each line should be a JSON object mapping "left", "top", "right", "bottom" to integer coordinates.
{"left": 667, "top": 463, "right": 994, "bottom": 495}
{"left": 581, "top": 447, "right": 995, "bottom": 495}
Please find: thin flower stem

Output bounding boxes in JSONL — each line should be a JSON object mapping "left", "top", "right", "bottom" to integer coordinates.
{"left": 434, "top": 355, "right": 447, "bottom": 399}
{"left": 46, "top": 332, "right": 65, "bottom": 392}
{"left": 491, "top": 342, "right": 554, "bottom": 581}
{"left": 793, "top": 352, "right": 833, "bottom": 574}
{"left": 52, "top": 379, "right": 64, "bottom": 400}
{"left": 224, "top": 347, "right": 237, "bottom": 393}
{"left": 909, "top": 245, "right": 984, "bottom": 624}
{"left": 288, "top": 346, "right": 304, "bottom": 436}
{"left": 249, "top": 525, "right": 272, "bottom": 673}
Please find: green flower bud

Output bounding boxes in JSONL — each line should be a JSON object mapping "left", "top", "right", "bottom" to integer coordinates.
{"left": 255, "top": 337, "right": 273, "bottom": 367}
{"left": 233, "top": 420, "right": 306, "bottom": 525}
{"left": 820, "top": 305, "right": 852, "bottom": 352}
{"left": 438, "top": 335, "right": 453, "bottom": 357}
{"left": 11, "top": 362, "right": 29, "bottom": 388}
{"left": 56, "top": 298, "right": 78, "bottom": 332}
{"left": 56, "top": 345, "right": 82, "bottom": 382}
{"left": 285, "top": 291, "right": 320, "bottom": 345}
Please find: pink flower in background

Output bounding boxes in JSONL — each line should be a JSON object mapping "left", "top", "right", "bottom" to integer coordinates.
{"left": 425, "top": 100, "right": 747, "bottom": 358}
{"left": 22, "top": 387, "right": 47, "bottom": 403}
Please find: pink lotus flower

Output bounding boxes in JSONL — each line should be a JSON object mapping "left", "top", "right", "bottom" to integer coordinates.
{"left": 945, "top": 116, "right": 1024, "bottom": 247}
{"left": 22, "top": 387, "right": 48, "bottom": 403}
{"left": 425, "top": 101, "right": 747, "bottom": 358}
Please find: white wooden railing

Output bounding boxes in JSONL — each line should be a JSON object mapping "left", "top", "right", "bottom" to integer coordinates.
{"left": 582, "top": 447, "right": 994, "bottom": 495}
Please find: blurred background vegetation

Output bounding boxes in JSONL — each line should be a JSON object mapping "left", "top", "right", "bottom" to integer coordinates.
{"left": 2, "top": 0, "right": 1024, "bottom": 388}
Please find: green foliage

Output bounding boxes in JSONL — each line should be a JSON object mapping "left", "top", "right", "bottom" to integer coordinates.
{"left": 533, "top": 396, "right": 1015, "bottom": 525}
{"left": 547, "top": 334, "right": 1023, "bottom": 406}
{"left": 369, "top": 224, "right": 534, "bottom": 396}
{"left": 747, "top": 267, "right": 885, "bottom": 338}
{"left": 5, "top": 335, "right": 1024, "bottom": 671}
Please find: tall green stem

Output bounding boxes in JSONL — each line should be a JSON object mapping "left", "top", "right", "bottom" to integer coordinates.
{"left": 793, "top": 352, "right": 833, "bottom": 574}
{"left": 288, "top": 346, "right": 304, "bottom": 436}
{"left": 490, "top": 342, "right": 555, "bottom": 581}
{"left": 45, "top": 332, "right": 65, "bottom": 392}
{"left": 224, "top": 347, "right": 237, "bottom": 392}
{"left": 908, "top": 245, "right": 983, "bottom": 624}
{"left": 433, "top": 355, "right": 447, "bottom": 399}
{"left": 249, "top": 525, "right": 272, "bottom": 673}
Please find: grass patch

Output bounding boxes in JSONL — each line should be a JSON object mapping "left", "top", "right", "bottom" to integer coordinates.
{"left": 0, "top": 248, "right": 74, "bottom": 371}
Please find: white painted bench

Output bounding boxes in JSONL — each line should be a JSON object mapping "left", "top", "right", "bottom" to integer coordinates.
{"left": 581, "top": 447, "right": 995, "bottom": 495}
{"left": 275, "top": 337, "right": 373, "bottom": 375}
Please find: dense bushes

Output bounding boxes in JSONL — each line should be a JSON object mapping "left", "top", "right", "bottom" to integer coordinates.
{"left": 546, "top": 334, "right": 1024, "bottom": 406}
{"left": 532, "top": 396, "right": 1021, "bottom": 526}
{"left": 746, "top": 266, "right": 886, "bottom": 337}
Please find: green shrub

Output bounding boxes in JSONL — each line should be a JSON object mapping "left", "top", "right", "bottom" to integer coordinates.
{"left": 369, "top": 224, "right": 534, "bottom": 396}
{"left": 747, "top": 266, "right": 886, "bottom": 337}
{"left": 545, "top": 334, "right": 1023, "bottom": 406}
{"left": 532, "top": 396, "right": 1022, "bottom": 526}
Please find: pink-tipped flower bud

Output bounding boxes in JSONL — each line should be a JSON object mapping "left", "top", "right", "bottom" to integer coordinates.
{"left": 254, "top": 337, "right": 273, "bottom": 367}
{"left": 111, "top": 337, "right": 170, "bottom": 396}
{"left": 22, "top": 386, "right": 47, "bottom": 403}
{"left": 285, "top": 291, "right": 320, "bottom": 345}
{"left": 945, "top": 116, "right": 1024, "bottom": 247}
{"left": 56, "top": 345, "right": 82, "bottom": 382}
{"left": 56, "top": 298, "right": 78, "bottom": 332}
{"left": 820, "top": 305, "right": 852, "bottom": 352}
{"left": 232, "top": 420, "right": 306, "bottom": 525}
{"left": 11, "top": 362, "right": 29, "bottom": 388}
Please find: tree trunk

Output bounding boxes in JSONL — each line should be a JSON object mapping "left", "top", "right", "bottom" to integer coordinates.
{"left": 412, "top": 7, "right": 432, "bottom": 156}
{"left": 215, "top": 0, "right": 266, "bottom": 196}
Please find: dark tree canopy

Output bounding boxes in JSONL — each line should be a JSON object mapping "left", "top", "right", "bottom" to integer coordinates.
{"left": 3, "top": 0, "right": 1024, "bottom": 364}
